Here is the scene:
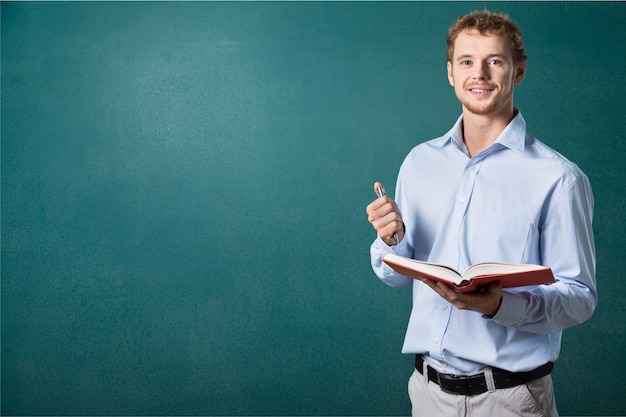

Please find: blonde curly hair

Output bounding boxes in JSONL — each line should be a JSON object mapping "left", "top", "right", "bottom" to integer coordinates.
{"left": 446, "top": 9, "right": 528, "bottom": 65}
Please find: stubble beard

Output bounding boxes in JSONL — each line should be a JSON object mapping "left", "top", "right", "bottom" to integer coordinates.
{"left": 458, "top": 85, "right": 515, "bottom": 117}
{"left": 459, "top": 93, "right": 502, "bottom": 116}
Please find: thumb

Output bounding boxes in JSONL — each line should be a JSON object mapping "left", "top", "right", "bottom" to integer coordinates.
{"left": 373, "top": 182, "right": 386, "bottom": 198}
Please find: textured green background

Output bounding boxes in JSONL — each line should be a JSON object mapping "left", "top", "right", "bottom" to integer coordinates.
{"left": 2, "top": 1, "right": 624, "bottom": 415}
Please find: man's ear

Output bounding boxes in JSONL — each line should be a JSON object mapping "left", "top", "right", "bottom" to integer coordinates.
{"left": 514, "top": 61, "right": 526, "bottom": 85}
{"left": 447, "top": 61, "right": 454, "bottom": 86}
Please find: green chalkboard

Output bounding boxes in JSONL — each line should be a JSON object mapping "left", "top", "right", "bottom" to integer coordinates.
{"left": 2, "top": 1, "right": 625, "bottom": 415}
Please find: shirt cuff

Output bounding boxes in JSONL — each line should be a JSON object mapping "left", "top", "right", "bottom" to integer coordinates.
{"left": 488, "top": 291, "right": 527, "bottom": 325}
{"left": 374, "top": 234, "right": 410, "bottom": 257}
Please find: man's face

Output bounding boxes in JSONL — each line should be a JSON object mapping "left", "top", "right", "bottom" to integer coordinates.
{"left": 447, "top": 30, "right": 525, "bottom": 117}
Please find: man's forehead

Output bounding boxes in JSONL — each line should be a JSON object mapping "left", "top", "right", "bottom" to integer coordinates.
{"left": 453, "top": 30, "right": 510, "bottom": 56}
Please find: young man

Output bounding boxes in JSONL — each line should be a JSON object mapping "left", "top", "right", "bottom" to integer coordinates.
{"left": 366, "top": 10, "right": 596, "bottom": 417}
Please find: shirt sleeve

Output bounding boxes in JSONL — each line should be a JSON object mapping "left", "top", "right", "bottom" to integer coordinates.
{"left": 370, "top": 235, "right": 414, "bottom": 289}
{"left": 492, "top": 170, "right": 597, "bottom": 333}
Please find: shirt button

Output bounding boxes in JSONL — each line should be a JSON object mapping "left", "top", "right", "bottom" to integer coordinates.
{"left": 433, "top": 338, "right": 439, "bottom": 345}
{"left": 459, "top": 197, "right": 466, "bottom": 203}
{"left": 441, "top": 305, "right": 448, "bottom": 311}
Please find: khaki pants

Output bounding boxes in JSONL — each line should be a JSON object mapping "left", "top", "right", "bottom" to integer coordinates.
{"left": 408, "top": 369, "right": 559, "bottom": 417}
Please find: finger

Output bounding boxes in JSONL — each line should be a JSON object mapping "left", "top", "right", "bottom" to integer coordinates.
{"left": 422, "top": 279, "right": 457, "bottom": 301}
{"left": 366, "top": 193, "right": 395, "bottom": 219}
{"left": 420, "top": 278, "right": 444, "bottom": 295}
{"left": 379, "top": 224, "right": 400, "bottom": 242}
{"left": 366, "top": 198, "right": 387, "bottom": 218}
{"left": 371, "top": 210, "right": 399, "bottom": 234}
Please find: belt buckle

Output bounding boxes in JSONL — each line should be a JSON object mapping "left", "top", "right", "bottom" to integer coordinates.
{"left": 438, "top": 373, "right": 468, "bottom": 395}
{"left": 438, "top": 373, "right": 487, "bottom": 396}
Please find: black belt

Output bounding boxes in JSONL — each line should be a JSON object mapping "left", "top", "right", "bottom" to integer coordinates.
{"left": 415, "top": 355, "right": 553, "bottom": 396}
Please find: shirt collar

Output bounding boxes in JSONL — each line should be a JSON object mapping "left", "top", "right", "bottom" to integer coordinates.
{"left": 435, "top": 110, "right": 527, "bottom": 154}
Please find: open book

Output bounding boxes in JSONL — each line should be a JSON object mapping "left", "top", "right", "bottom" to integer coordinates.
{"left": 382, "top": 253, "right": 555, "bottom": 293}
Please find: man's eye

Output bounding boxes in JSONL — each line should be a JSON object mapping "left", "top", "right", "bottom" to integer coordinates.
{"left": 489, "top": 59, "right": 502, "bottom": 65}
{"left": 461, "top": 60, "right": 471, "bottom": 65}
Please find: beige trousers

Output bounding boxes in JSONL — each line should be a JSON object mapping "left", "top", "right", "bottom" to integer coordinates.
{"left": 408, "top": 369, "right": 559, "bottom": 417}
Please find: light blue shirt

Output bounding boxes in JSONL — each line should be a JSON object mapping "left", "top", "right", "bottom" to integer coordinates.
{"left": 370, "top": 111, "right": 597, "bottom": 374}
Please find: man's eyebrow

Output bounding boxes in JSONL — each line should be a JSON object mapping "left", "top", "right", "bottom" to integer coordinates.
{"left": 455, "top": 53, "right": 507, "bottom": 61}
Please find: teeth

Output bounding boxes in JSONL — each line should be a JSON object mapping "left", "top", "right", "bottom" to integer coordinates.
{"left": 472, "top": 89, "right": 489, "bottom": 93}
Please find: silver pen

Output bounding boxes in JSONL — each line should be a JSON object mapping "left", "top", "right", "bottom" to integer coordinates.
{"left": 376, "top": 185, "right": 399, "bottom": 245}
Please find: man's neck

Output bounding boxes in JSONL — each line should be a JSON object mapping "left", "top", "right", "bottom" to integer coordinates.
{"left": 462, "top": 109, "right": 516, "bottom": 157}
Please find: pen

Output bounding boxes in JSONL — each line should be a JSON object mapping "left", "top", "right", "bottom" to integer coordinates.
{"left": 376, "top": 185, "right": 399, "bottom": 245}
{"left": 376, "top": 185, "right": 385, "bottom": 199}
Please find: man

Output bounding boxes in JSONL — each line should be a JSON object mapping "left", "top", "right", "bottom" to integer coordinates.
{"left": 366, "top": 10, "right": 596, "bottom": 417}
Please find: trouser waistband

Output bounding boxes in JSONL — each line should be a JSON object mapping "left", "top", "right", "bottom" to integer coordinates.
{"left": 415, "top": 355, "right": 554, "bottom": 396}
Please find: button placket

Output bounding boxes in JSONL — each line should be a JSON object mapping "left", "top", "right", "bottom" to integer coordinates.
{"left": 451, "top": 160, "right": 482, "bottom": 268}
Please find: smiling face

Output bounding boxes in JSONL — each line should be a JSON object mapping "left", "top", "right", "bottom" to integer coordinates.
{"left": 447, "top": 30, "right": 526, "bottom": 119}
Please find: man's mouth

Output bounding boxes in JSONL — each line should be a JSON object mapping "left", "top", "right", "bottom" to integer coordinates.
{"left": 467, "top": 86, "right": 495, "bottom": 98}
{"left": 468, "top": 87, "right": 494, "bottom": 93}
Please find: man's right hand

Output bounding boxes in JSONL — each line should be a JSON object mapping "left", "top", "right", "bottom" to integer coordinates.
{"left": 366, "top": 182, "right": 405, "bottom": 246}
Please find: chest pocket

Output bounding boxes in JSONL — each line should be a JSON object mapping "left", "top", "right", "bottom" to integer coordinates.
{"left": 470, "top": 210, "right": 534, "bottom": 264}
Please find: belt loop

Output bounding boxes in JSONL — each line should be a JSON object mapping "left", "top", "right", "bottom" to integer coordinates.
{"left": 422, "top": 357, "right": 429, "bottom": 384}
{"left": 484, "top": 368, "right": 496, "bottom": 393}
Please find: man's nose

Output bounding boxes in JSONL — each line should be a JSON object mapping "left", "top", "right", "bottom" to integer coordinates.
{"left": 473, "top": 62, "right": 489, "bottom": 80}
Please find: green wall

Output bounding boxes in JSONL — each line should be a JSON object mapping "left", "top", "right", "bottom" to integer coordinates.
{"left": 2, "top": 1, "right": 624, "bottom": 415}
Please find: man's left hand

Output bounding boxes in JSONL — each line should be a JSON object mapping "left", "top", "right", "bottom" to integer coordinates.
{"left": 419, "top": 279, "right": 503, "bottom": 317}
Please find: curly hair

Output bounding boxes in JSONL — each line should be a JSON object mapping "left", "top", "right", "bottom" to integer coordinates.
{"left": 446, "top": 9, "right": 528, "bottom": 65}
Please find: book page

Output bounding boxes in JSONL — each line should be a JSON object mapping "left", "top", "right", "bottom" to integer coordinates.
{"left": 464, "top": 262, "right": 547, "bottom": 279}
{"left": 383, "top": 255, "right": 464, "bottom": 284}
